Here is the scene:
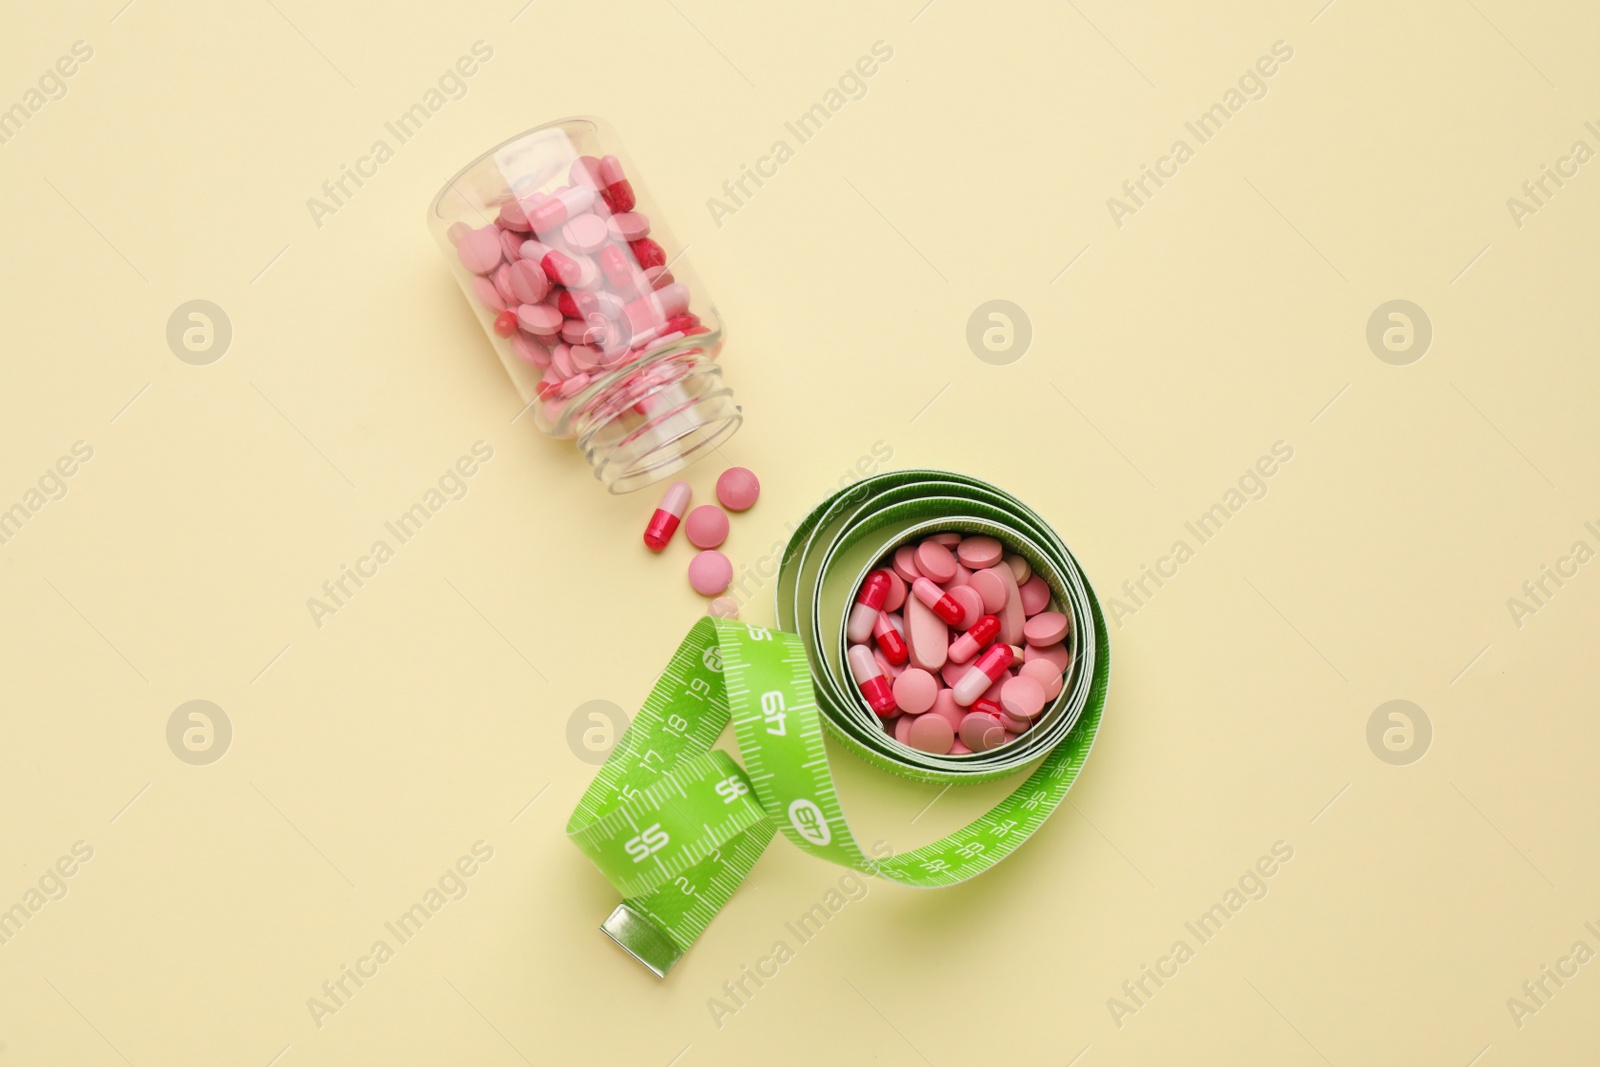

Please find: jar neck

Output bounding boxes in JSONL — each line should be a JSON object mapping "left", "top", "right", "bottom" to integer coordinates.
{"left": 562, "top": 341, "right": 742, "bottom": 493}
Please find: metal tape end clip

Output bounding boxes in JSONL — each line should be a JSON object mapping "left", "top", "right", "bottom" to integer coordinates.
{"left": 600, "top": 904, "right": 683, "bottom": 978}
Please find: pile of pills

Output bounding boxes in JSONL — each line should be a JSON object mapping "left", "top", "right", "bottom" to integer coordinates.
{"left": 642, "top": 466, "right": 760, "bottom": 613}
{"left": 448, "top": 153, "right": 712, "bottom": 425}
{"left": 846, "top": 533, "right": 1071, "bottom": 756}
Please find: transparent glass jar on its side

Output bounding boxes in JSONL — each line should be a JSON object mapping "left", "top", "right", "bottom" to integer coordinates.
{"left": 429, "top": 118, "right": 740, "bottom": 494}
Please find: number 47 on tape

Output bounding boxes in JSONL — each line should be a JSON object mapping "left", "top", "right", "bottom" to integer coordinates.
{"left": 760, "top": 691, "right": 787, "bottom": 736}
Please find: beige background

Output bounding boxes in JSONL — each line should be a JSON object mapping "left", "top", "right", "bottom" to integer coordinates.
{"left": 2, "top": 0, "right": 1597, "bottom": 1063}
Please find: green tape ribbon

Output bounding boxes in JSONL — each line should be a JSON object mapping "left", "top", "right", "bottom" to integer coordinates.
{"left": 566, "top": 470, "right": 1110, "bottom": 976}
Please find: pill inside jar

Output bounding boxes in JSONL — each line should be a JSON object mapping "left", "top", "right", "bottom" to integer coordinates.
{"left": 429, "top": 118, "right": 741, "bottom": 494}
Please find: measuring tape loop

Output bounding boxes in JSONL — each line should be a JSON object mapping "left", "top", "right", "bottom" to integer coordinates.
{"left": 567, "top": 470, "right": 1111, "bottom": 976}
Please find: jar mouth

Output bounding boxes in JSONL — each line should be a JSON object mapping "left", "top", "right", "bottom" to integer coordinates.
{"left": 598, "top": 406, "right": 743, "bottom": 494}
{"left": 559, "top": 337, "right": 742, "bottom": 494}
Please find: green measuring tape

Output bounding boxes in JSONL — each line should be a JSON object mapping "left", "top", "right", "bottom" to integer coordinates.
{"left": 566, "top": 470, "right": 1110, "bottom": 976}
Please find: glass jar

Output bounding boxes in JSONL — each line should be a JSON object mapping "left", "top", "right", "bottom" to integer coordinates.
{"left": 429, "top": 117, "right": 740, "bottom": 493}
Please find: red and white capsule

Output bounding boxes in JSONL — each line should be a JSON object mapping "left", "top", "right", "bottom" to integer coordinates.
{"left": 642, "top": 481, "right": 691, "bottom": 552}
{"left": 848, "top": 569, "right": 893, "bottom": 643}
{"left": 872, "top": 613, "right": 909, "bottom": 666}
{"left": 848, "top": 644, "right": 897, "bottom": 717}
{"left": 911, "top": 577, "right": 965, "bottom": 626}
{"left": 598, "top": 155, "right": 636, "bottom": 213}
{"left": 952, "top": 642, "right": 1015, "bottom": 706}
{"left": 948, "top": 614, "right": 1000, "bottom": 664}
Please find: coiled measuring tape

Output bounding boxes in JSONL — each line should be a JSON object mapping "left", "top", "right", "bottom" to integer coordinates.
{"left": 566, "top": 470, "right": 1110, "bottom": 976}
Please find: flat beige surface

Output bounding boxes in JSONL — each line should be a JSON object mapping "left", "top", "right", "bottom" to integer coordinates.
{"left": 3, "top": 1, "right": 1598, "bottom": 1064}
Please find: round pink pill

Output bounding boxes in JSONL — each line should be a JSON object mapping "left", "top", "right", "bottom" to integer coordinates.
{"left": 1018, "top": 658, "right": 1063, "bottom": 700}
{"left": 456, "top": 225, "right": 503, "bottom": 274}
{"left": 685, "top": 505, "right": 729, "bottom": 549}
{"left": 1005, "top": 554, "right": 1032, "bottom": 584}
{"left": 892, "top": 546, "right": 922, "bottom": 583}
{"left": 497, "top": 198, "right": 530, "bottom": 230}
{"left": 1019, "top": 575, "right": 1051, "bottom": 616}
{"left": 915, "top": 541, "right": 958, "bottom": 583}
{"left": 1000, "top": 675, "right": 1046, "bottom": 720}
{"left": 969, "top": 568, "right": 1008, "bottom": 614}
{"left": 517, "top": 303, "right": 563, "bottom": 336}
{"left": 998, "top": 710, "right": 1031, "bottom": 734}
{"left": 882, "top": 571, "right": 907, "bottom": 612}
{"left": 906, "top": 712, "right": 955, "bottom": 754}
{"left": 716, "top": 467, "right": 760, "bottom": 511}
{"left": 1023, "top": 611, "right": 1070, "bottom": 647}
{"left": 551, "top": 343, "right": 577, "bottom": 378}
{"left": 957, "top": 535, "right": 1004, "bottom": 570}
{"left": 940, "top": 659, "right": 968, "bottom": 689}
{"left": 688, "top": 550, "right": 732, "bottom": 596}
{"left": 1024, "top": 642, "right": 1070, "bottom": 672}
{"left": 471, "top": 275, "right": 506, "bottom": 311}
{"left": 892, "top": 668, "right": 938, "bottom": 716}
{"left": 569, "top": 344, "right": 605, "bottom": 372}
{"left": 499, "top": 228, "right": 524, "bottom": 263}
{"left": 570, "top": 155, "right": 603, "bottom": 188}
{"left": 608, "top": 212, "right": 651, "bottom": 242}
{"left": 509, "top": 333, "right": 550, "bottom": 368}
{"left": 562, "top": 213, "right": 610, "bottom": 253}
{"left": 492, "top": 264, "right": 517, "bottom": 305}
{"left": 959, "top": 712, "right": 1006, "bottom": 753}
{"left": 505, "top": 260, "right": 549, "bottom": 305}
{"left": 928, "top": 689, "right": 964, "bottom": 730}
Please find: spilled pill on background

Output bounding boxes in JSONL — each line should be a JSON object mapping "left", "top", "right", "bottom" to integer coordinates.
{"left": 688, "top": 550, "right": 732, "bottom": 596}
{"left": 684, "top": 505, "right": 729, "bottom": 549}
{"left": 643, "top": 481, "right": 691, "bottom": 551}
{"left": 716, "top": 467, "right": 760, "bottom": 512}
{"left": 640, "top": 466, "right": 763, "bottom": 612}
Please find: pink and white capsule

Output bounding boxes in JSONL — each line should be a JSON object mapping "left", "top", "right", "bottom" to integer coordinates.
{"left": 847, "top": 570, "right": 893, "bottom": 643}
{"left": 911, "top": 577, "right": 965, "bottom": 626}
{"left": 952, "top": 643, "right": 1015, "bottom": 706}
{"left": 643, "top": 481, "right": 691, "bottom": 552}
{"left": 849, "top": 644, "right": 898, "bottom": 717}
{"left": 948, "top": 614, "right": 1001, "bottom": 664}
